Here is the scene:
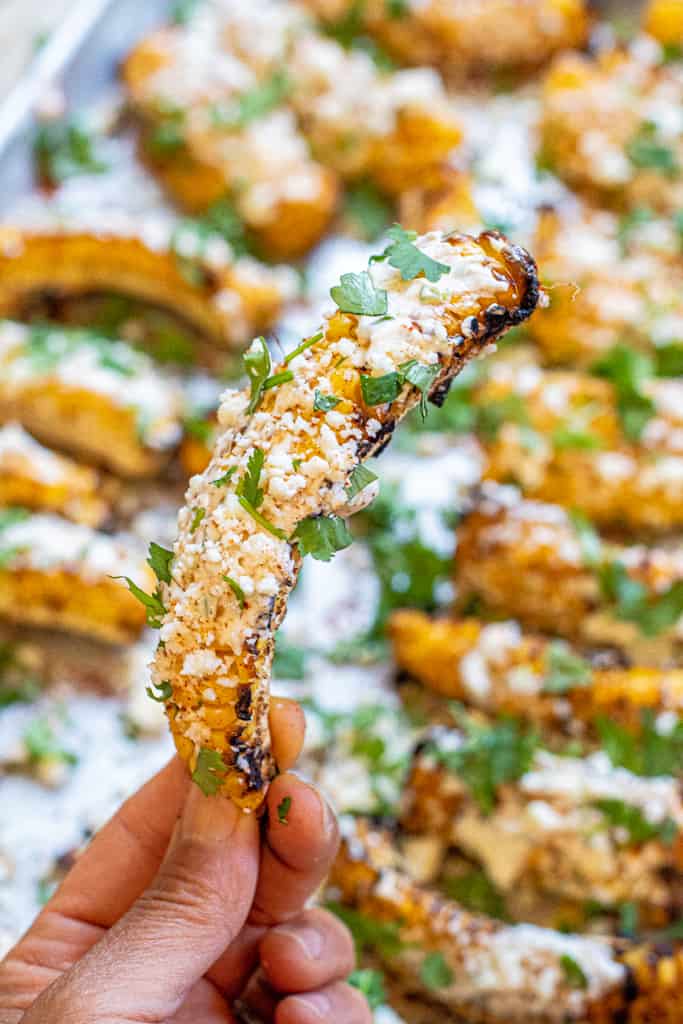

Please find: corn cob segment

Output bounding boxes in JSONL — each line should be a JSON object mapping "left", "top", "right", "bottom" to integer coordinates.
{"left": 390, "top": 610, "right": 683, "bottom": 736}
{"left": 645, "top": 1, "right": 683, "bottom": 46}
{"left": 402, "top": 725, "right": 683, "bottom": 912}
{"left": 122, "top": 24, "right": 338, "bottom": 260}
{"left": 0, "top": 511, "right": 151, "bottom": 644}
{"left": 0, "top": 422, "right": 108, "bottom": 526}
{"left": 302, "top": 0, "right": 591, "bottom": 76}
{"left": 540, "top": 49, "right": 683, "bottom": 213}
{"left": 0, "top": 321, "right": 183, "bottom": 478}
{"left": 330, "top": 818, "right": 683, "bottom": 1022}
{"left": 455, "top": 485, "right": 683, "bottom": 664}
{"left": 148, "top": 229, "right": 541, "bottom": 810}
{"left": 472, "top": 352, "right": 683, "bottom": 531}
{"left": 0, "top": 221, "right": 298, "bottom": 349}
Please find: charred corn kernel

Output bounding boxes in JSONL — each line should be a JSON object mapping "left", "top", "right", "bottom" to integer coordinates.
{"left": 471, "top": 352, "right": 683, "bottom": 531}
{"left": 529, "top": 204, "right": 683, "bottom": 367}
{"left": 0, "top": 422, "right": 108, "bottom": 526}
{"left": 145, "top": 229, "right": 540, "bottom": 810}
{"left": 540, "top": 49, "right": 683, "bottom": 213}
{"left": 402, "top": 725, "right": 683, "bottom": 912}
{"left": 0, "top": 512, "right": 151, "bottom": 644}
{"left": 456, "top": 484, "right": 683, "bottom": 664}
{"left": 0, "top": 221, "right": 298, "bottom": 350}
{"left": 0, "top": 321, "right": 182, "bottom": 478}
{"left": 399, "top": 173, "right": 482, "bottom": 235}
{"left": 303, "top": 0, "right": 590, "bottom": 75}
{"left": 390, "top": 610, "right": 683, "bottom": 734}
{"left": 123, "top": 24, "right": 339, "bottom": 260}
{"left": 645, "top": 1, "right": 683, "bottom": 46}
{"left": 329, "top": 817, "right": 681, "bottom": 1022}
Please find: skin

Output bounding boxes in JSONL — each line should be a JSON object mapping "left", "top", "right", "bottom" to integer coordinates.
{"left": 0, "top": 697, "right": 372, "bottom": 1024}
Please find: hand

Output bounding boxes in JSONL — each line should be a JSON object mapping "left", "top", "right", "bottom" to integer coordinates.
{"left": 0, "top": 698, "right": 371, "bottom": 1024}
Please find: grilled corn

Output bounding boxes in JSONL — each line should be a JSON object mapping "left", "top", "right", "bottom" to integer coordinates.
{"left": 143, "top": 229, "right": 540, "bottom": 810}
{"left": 0, "top": 321, "right": 182, "bottom": 478}
{"left": 644, "top": 1, "right": 683, "bottom": 46}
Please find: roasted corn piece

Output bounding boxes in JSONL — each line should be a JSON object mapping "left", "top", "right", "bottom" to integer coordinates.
{"left": 330, "top": 817, "right": 683, "bottom": 1022}
{"left": 122, "top": 20, "right": 338, "bottom": 260}
{"left": 399, "top": 173, "right": 482, "bottom": 236}
{"left": 141, "top": 229, "right": 540, "bottom": 810}
{"left": 0, "top": 220, "right": 298, "bottom": 349}
{"left": 644, "top": 1, "right": 683, "bottom": 47}
{"left": 0, "top": 511, "right": 151, "bottom": 644}
{"left": 402, "top": 724, "right": 683, "bottom": 912}
{"left": 390, "top": 610, "right": 683, "bottom": 738}
{"left": 529, "top": 204, "right": 683, "bottom": 368}
{"left": 0, "top": 422, "right": 107, "bottom": 526}
{"left": 471, "top": 352, "right": 683, "bottom": 531}
{"left": 540, "top": 49, "right": 683, "bottom": 213}
{"left": 0, "top": 321, "right": 182, "bottom": 478}
{"left": 455, "top": 484, "right": 683, "bottom": 664}
{"left": 302, "top": 0, "right": 591, "bottom": 76}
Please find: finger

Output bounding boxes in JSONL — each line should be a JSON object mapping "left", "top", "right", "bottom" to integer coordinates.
{"left": 208, "top": 774, "right": 339, "bottom": 998}
{"left": 260, "top": 909, "right": 355, "bottom": 994}
{"left": 270, "top": 697, "right": 305, "bottom": 772}
{"left": 276, "top": 982, "right": 372, "bottom": 1024}
{"left": 170, "top": 979, "right": 236, "bottom": 1023}
{"left": 23, "top": 785, "right": 259, "bottom": 1024}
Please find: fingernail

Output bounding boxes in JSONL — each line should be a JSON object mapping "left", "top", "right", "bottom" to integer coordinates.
{"left": 277, "top": 923, "right": 323, "bottom": 959}
{"left": 295, "top": 992, "right": 331, "bottom": 1019}
{"left": 178, "top": 780, "right": 241, "bottom": 842}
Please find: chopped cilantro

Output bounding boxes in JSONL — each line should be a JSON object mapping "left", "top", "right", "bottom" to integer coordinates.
{"left": 292, "top": 514, "right": 353, "bottom": 561}
{"left": 616, "top": 206, "right": 654, "bottom": 253}
{"left": 273, "top": 639, "right": 308, "bottom": 679}
{"left": 654, "top": 342, "right": 683, "bottom": 377}
{"left": 262, "top": 369, "right": 294, "bottom": 392}
{"left": 619, "top": 901, "right": 639, "bottom": 938}
{"left": 385, "top": 0, "right": 408, "bottom": 16}
{"left": 223, "top": 576, "right": 246, "bottom": 610}
{"left": 593, "top": 343, "right": 655, "bottom": 442}
{"left": 23, "top": 717, "right": 77, "bottom": 767}
{"left": 116, "top": 577, "right": 166, "bottom": 628}
{"left": 147, "top": 105, "right": 186, "bottom": 155}
{"left": 244, "top": 336, "right": 272, "bottom": 414}
{"left": 552, "top": 425, "right": 603, "bottom": 451}
{"left": 211, "top": 70, "right": 290, "bottom": 129}
{"left": 277, "top": 795, "right": 292, "bottom": 825}
{"left": 595, "top": 798, "right": 676, "bottom": 845}
{"left": 314, "top": 390, "right": 341, "bottom": 412}
{"left": 0, "top": 644, "right": 41, "bottom": 708}
{"left": 627, "top": 121, "right": 679, "bottom": 176}
{"left": 560, "top": 955, "right": 588, "bottom": 990}
{"left": 200, "top": 196, "right": 252, "bottom": 259}
{"left": 326, "top": 902, "right": 404, "bottom": 957}
{"left": 597, "top": 711, "right": 683, "bottom": 778}
{"left": 360, "top": 370, "right": 403, "bottom": 406}
{"left": 569, "top": 509, "right": 602, "bottom": 568}
{"left": 348, "top": 968, "right": 386, "bottom": 1010}
{"left": 400, "top": 359, "right": 441, "bottom": 417}
{"left": 171, "top": 0, "right": 202, "bottom": 23}
{"left": 599, "top": 561, "right": 683, "bottom": 636}
{"left": 36, "top": 878, "right": 57, "bottom": 906}
{"left": 147, "top": 542, "right": 174, "bottom": 585}
{"left": 284, "top": 330, "right": 323, "bottom": 365}
{"left": 236, "top": 448, "right": 265, "bottom": 509}
{"left": 420, "top": 952, "right": 454, "bottom": 990}
{"left": 443, "top": 869, "right": 508, "bottom": 920}
{"left": 543, "top": 642, "right": 592, "bottom": 694}
{"left": 380, "top": 224, "right": 450, "bottom": 283}
{"left": 212, "top": 467, "right": 236, "bottom": 487}
{"left": 239, "top": 497, "right": 288, "bottom": 539}
{"left": 476, "top": 393, "right": 533, "bottom": 443}
{"left": 345, "top": 464, "right": 378, "bottom": 500}
{"left": 34, "top": 115, "right": 108, "bottom": 185}
{"left": 190, "top": 507, "right": 205, "bottom": 532}
{"left": 146, "top": 680, "right": 172, "bottom": 703}
{"left": 330, "top": 271, "right": 388, "bottom": 316}
{"left": 344, "top": 181, "right": 393, "bottom": 241}
{"left": 192, "top": 748, "right": 227, "bottom": 796}
{"left": 183, "top": 413, "right": 213, "bottom": 444}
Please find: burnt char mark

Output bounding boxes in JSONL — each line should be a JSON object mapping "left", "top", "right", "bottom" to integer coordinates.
{"left": 429, "top": 377, "right": 453, "bottom": 408}
{"left": 235, "top": 684, "right": 252, "bottom": 721}
{"left": 358, "top": 419, "right": 395, "bottom": 459}
{"left": 231, "top": 733, "right": 267, "bottom": 792}
{"left": 479, "top": 231, "right": 542, "bottom": 328}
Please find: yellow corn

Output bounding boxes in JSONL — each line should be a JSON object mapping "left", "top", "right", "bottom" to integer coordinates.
{"left": 143, "top": 229, "right": 540, "bottom": 810}
{"left": 644, "top": 1, "right": 683, "bottom": 46}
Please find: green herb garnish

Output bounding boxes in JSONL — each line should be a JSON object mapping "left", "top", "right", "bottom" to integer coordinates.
{"left": 244, "top": 336, "right": 272, "bottom": 415}
{"left": 593, "top": 343, "right": 655, "bottom": 442}
{"left": 190, "top": 508, "right": 205, "bottom": 532}
{"left": 223, "top": 576, "right": 246, "bottom": 610}
{"left": 627, "top": 121, "right": 679, "bottom": 176}
{"left": 360, "top": 370, "right": 403, "bottom": 406}
{"left": 116, "top": 577, "right": 166, "bottom": 628}
{"left": 420, "top": 952, "right": 454, "bottom": 990}
{"left": 379, "top": 224, "right": 450, "bottom": 283}
{"left": 147, "top": 542, "right": 174, "bottom": 585}
{"left": 345, "top": 464, "right": 378, "bottom": 500}
{"left": 330, "top": 271, "right": 388, "bottom": 316}
{"left": 34, "top": 115, "right": 107, "bottom": 185}
{"left": 595, "top": 798, "right": 676, "bottom": 846}
{"left": 344, "top": 181, "right": 393, "bottom": 241}
{"left": 597, "top": 711, "right": 683, "bottom": 777}
{"left": 146, "top": 681, "right": 172, "bottom": 703}
{"left": 314, "top": 390, "right": 342, "bottom": 412}
{"left": 236, "top": 448, "right": 265, "bottom": 508}
{"left": 543, "top": 642, "right": 592, "bottom": 694}
{"left": 273, "top": 639, "right": 308, "bottom": 680}
{"left": 277, "top": 795, "right": 292, "bottom": 824}
{"left": 348, "top": 968, "right": 386, "bottom": 1010}
{"left": 291, "top": 514, "right": 353, "bottom": 561}
{"left": 326, "top": 902, "right": 404, "bottom": 957}
{"left": 443, "top": 869, "right": 508, "bottom": 920}
{"left": 284, "top": 330, "right": 323, "bottom": 365}
{"left": 211, "top": 70, "right": 290, "bottom": 129}
{"left": 192, "top": 748, "right": 227, "bottom": 795}
{"left": 400, "top": 359, "right": 441, "bottom": 417}
{"left": 212, "top": 467, "right": 236, "bottom": 487}
{"left": 23, "top": 717, "right": 78, "bottom": 767}
{"left": 560, "top": 955, "right": 588, "bottom": 990}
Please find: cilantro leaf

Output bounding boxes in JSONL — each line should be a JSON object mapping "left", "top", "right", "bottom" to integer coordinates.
{"left": 147, "top": 542, "right": 173, "bottom": 585}
{"left": 236, "top": 448, "right": 265, "bottom": 509}
{"left": 543, "top": 642, "right": 592, "bottom": 694}
{"left": 383, "top": 224, "right": 449, "bottom": 282}
{"left": 594, "top": 798, "right": 676, "bottom": 845}
{"left": 171, "top": 0, "right": 202, "bottom": 23}
{"left": 277, "top": 795, "right": 292, "bottom": 824}
{"left": 599, "top": 562, "right": 683, "bottom": 636}
{"left": 291, "top": 514, "right": 353, "bottom": 561}
{"left": 348, "top": 969, "right": 386, "bottom": 1010}
{"left": 23, "top": 718, "right": 77, "bottom": 767}
{"left": 560, "top": 955, "right": 588, "bottom": 990}
{"left": 262, "top": 369, "right": 294, "bottom": 392}
{"left": 345, "top": 464, "right": 378, "bottom": 500}
{"left": 192, "top": 748, "right": 227, "bottom": 796}
{"left": 212, "top": 467, "right": 236, "bottom": 487}
{"left": 326, "top": 903, "right": 403, "bottom": 957}
{"left": 34, "top": 115, "right": 108, "bottom": 186}
{"left": 190, "top": 507, "right": 205, "bottom": 532}
{"left": 330, "top": 271, "right": 388, "bottom": 316}
{"left": 596, "top": 711, "right": 683, "bottom": 778}
{"left": 238, "top": 497, "right": 288, "bottom": 539}
{"left": 552, "top": 426, "right": 603, "bottom": 451}
{"left": 443, "top": 869, "right": 508, "bottom": 920}
{"left": 360, "top": 370, "right": 403, "bottom": 406}
{"left": 420, "top": 952, "right": 454, "bottom": 990}
{"left": 344, "top": 181, "right": 393, "bottom": 241}
{"left": 244, "top": 336, "right": 272, "bottom": 415}
{"left": 569, "top": 509, "right": 603, "bottom": 568}
{"left": 116, "top": 577, "right": 166, "bottom": 629}
{"left": 593, "top": 343, "right": 655, "bottom": 442}
{"left": 146, "top": 680, "right": 172, "bottom": 703}
{"left": 627, "top": 121, "right": 679, "bottom": 176}
{"left": 314, "top": 390, "right": 341, "bottom": 412}
{"left": 284, "top": 331, "right": 323, "bottom": 365}
{"left": 223, "top": 575, "right": 246, "bottom": 609}
{"left": 400, "top": 359, "right": 441, "bottom": 417}
{"left": 211, "top": 70, "right": 290, "bottom": 129}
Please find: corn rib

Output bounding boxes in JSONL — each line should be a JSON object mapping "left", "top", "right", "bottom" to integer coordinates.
{"left": 147, "top": 229, "right": 541, "bottom": 810}
{"left": 645, "top": 0, "right": 683, "bottom": 45}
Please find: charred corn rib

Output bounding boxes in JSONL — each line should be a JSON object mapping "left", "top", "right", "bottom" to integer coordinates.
{"left": 0, "top": 220, "right": 297, "bottom": 349}
{"left": 471, "top": 352, "right": 683, "bottom": 531}
{"left": 144, "top": 229, "right": 540, "bottom": 810}
{"left": 302, "top": 0, "right": 590, "bottom": 76}
{"left": 455, "top": 484, "right": 683, "bottom": 665}
{"left": 402, "top": 725, "right": 683, "bottom": 912}
{"left": 122, "top": 18, "right": 338, "bottom": 260}
{"left": 0, "top": 511, "right": 150, "bottom": 644}
{"left": 540, "top": 49, "right": 683, "bottom": 214}
{"left": 390, "top": 610, "right": 683, "bottom": 738}
{"left": 0, "top": 423, "right": 107, "bottom": 526}
{"left": 0, "top": 321, "right": 182, "bottom": 478}
{"left": 330, "top": 818, "right": 683, "bottom": 1022}
{"left": 644, "top": 1, "right": 683, "bottom": 46}
{"left": 529, "top": 205, "right": 683, "bottom": 368}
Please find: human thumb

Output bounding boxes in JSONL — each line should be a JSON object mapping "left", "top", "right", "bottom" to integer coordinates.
{"left": 24, "top": 784, "right": 260, "bottom": 1024}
